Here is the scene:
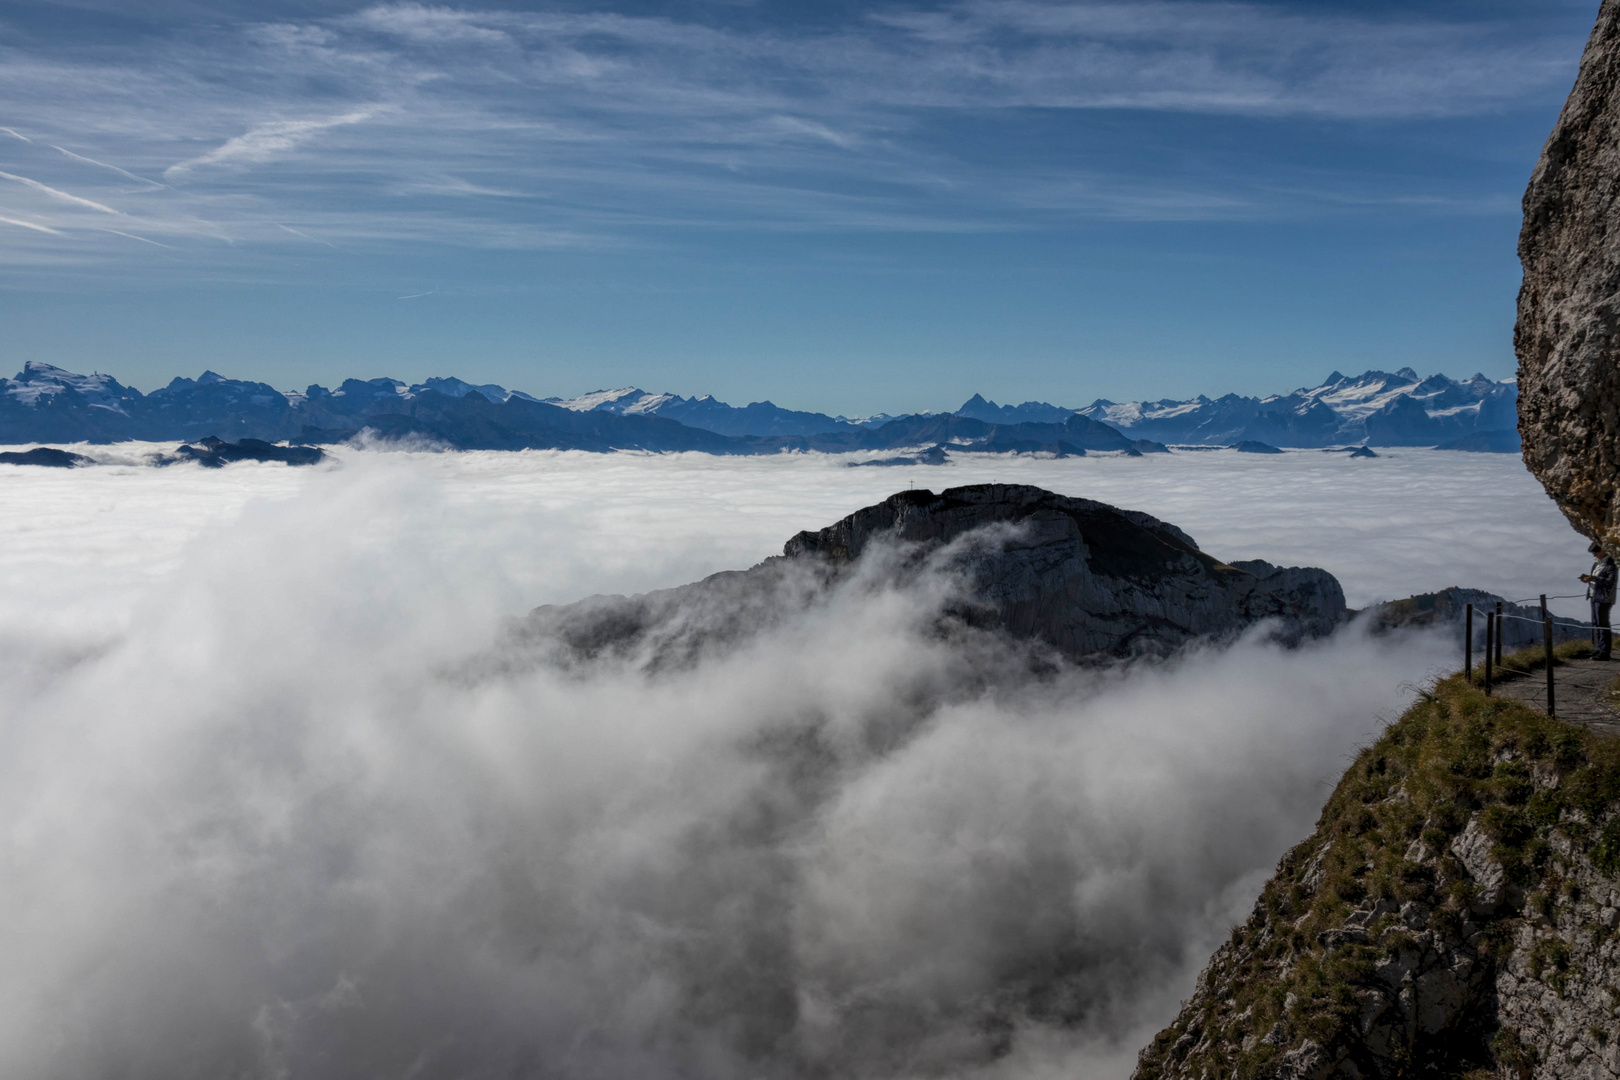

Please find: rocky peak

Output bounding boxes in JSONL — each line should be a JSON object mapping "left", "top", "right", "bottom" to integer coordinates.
{"left": 522, "top": 485, "right": 1345, "bottom": 671}
{"left": 785, "top": 483, "right": 1204, "bottom": 566}
{"left": 787, "top": 487, "right": 1348, "bottom": 658}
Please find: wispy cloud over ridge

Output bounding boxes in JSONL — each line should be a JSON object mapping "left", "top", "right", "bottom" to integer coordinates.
{"left": 0, "top": 0, "right": 1586, "bottom": 276}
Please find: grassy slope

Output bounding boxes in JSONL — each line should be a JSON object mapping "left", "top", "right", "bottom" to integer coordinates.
{"left": 1134, "top": 651, "right": 1620, "bottom": 1080}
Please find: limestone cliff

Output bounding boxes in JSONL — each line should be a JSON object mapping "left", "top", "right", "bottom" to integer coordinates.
{"left": 1517, "top": 0, "right": 1620, "bottom": 539}
{"left": 519, "top": 484, "right": 1344, "bottom": 669}
{"left": 1133, "top": 678, "right": 1620, "bottom": 1080}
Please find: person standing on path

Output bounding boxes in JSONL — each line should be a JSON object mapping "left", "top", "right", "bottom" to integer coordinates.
{"left": 1581, "top": 541, "right": 1616, "bottom": 660}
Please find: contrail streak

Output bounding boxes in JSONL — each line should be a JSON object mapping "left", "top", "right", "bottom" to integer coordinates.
{"left": 103, "top": 228, "right": 173, "bottom": 249}
{"left": 0, "top": 214, "right": 61, "bottom": 234}
{"left": 0, "top": 170, "right": 121, "bottom": 214}
{"left": 54, "top": 146, "right": 164, "bottom": 188}
{"left": 276, "top": 222, "right": 336, "bottom": 247}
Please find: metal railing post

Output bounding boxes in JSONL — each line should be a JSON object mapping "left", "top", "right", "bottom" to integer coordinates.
{"left": 1495, "top": 601, "right": 1505, "bottom": 663}
{"left": 1485, "top": 612, "right": 1494, "bottom": 696}
{"left": 1465, "top": 603, "right": 1473, "bottom": 681}
{"left": 1545, "top": 615, "right": 1556, "bottom": 717}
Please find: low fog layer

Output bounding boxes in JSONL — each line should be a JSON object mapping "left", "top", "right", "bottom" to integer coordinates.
{"left": 0, "top": 450, "right": 1549, "bottom": 1077}
{"left": 0, "top": 446, "right": 1588, "bottom": 639}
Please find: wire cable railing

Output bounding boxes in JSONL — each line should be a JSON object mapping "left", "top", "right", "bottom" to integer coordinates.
{"left": 1462, "top": 591, "right": 1611, "bottom": 718}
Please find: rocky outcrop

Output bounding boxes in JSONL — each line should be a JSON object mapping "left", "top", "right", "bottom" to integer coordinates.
{"left": 1367, "top": 588, "right": 1589, "bottom": 652}
{"left": 520, "top": 484, "right": 1345, "bottom": 669}
{"left": 168, "top": 436, "right": 326, "bottom": 468}
{"left": 1132, "top": 677, "right": 1620, "bottom": 1080}
{"left": 784, "top": 485, "right": 1344, "bottom": 656}
{"left": 0, "top": 447, "right": 91, "bottom": 467}
{"left": 1517, "top": 0, "right": 1620, "bottom": 538}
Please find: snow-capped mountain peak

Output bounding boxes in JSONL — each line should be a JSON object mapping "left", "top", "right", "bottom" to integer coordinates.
{"left": 546, "top": 387, "right": 656, "bottom": 412}
{"left": 5, "top": 362, "right": 140, "bottom": 413}
{"left": 1065, "top": 368, "right": 1516, "bottom": 447}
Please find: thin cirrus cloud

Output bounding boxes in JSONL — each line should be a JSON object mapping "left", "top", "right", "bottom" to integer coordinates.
{"left": 163, "top": 108, "right": 381, "bottom": 179}
{"left": 0, "top": 0, "right": 1586, "bottom": 275}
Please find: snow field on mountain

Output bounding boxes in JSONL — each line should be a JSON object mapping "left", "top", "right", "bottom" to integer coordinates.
{"left": 0, "top": 444, "right": 1585, "bottom": 641}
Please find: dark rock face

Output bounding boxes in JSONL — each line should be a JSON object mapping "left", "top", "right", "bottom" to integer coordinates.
{"left": 169, "top": 436, "right": 326, "bottom": 468}
{"left": 0, "top": 447, "right": 91, "bottom": 467}
{"left": 1230, "top": 441, "right": 1283, "bottom": 454}
{"left": 784, "top": 486, "right": 1343, "bottom": 657}
{"left": 523, "top": 485, "right": 1345, "bottom": 669}
{"left": 1517, "top": 0, "right": 1620, "bottom": 537}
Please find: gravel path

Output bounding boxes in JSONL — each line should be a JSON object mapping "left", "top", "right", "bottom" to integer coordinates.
{"left": 1491, "top": 657, "right": 1620, "bottom": 738}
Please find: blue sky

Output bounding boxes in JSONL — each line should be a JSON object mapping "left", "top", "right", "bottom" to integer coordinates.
{"left": 0, "top": 0, "right": 1599, "bottom": 413}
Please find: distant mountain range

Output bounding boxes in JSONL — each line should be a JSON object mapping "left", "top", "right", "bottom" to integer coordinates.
{"left": 0, "top": 363, "right": 1157, "bottom": 457}
{"left": 959, "top": 368, "right": 1518, "bottom": 449}
{"left": 0, "top": 363, "right": 1518, "bottom": 454}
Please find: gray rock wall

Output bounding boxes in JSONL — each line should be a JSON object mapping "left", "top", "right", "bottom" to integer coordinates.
{"left": 1517, "top": 0, "right": 1620, "bottom": 539}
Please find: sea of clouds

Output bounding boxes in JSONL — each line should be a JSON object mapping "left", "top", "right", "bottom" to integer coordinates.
{"left": 0, "top": 447, "right": 1583, "bottom": 1078}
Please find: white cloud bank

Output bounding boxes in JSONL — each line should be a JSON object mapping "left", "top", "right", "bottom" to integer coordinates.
{"left": 0, "top": 445, "right": 1585, "bottom": 636}
{"left": 0, "top": 448, "right": 1572, "bottom": 1077}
